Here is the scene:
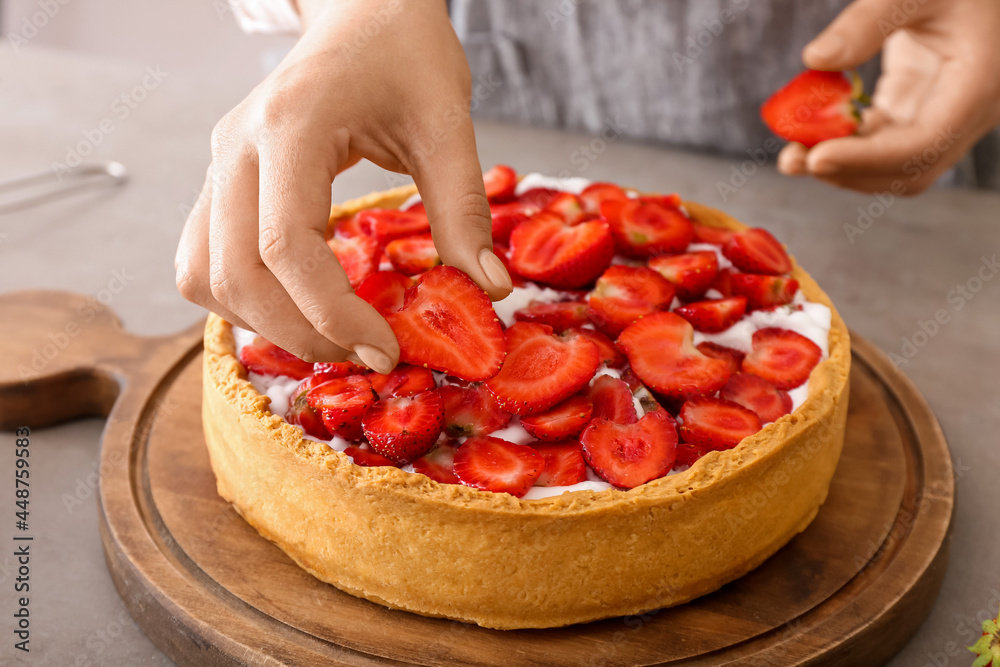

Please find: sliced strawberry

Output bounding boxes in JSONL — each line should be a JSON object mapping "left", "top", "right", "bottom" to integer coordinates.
{"left": 514, "top": 300, "right": 590, "bottom": 333}
{"left": 492, "top": 244, "right": 527, "bottom": 288}
{"left": 344, "top": 443, "right": 401, "bottom": 467}
{"left": 490, "top": 200, "right": 539, "bottom": 244}
{"left": 588, "top": 375, "right": 638, "bottom": 424}
{"left": 571, "top": 327, "right": 625, "bottom": 368}
{"left": 404, "top": 199, "right": 426, "bottom": 213}
{"left": 761, "top": 69, "right": 859, "bottom": 148}
{"left": 453, "top": 436, "right": 543, "bottom": 497}
{"left": 587, "top": 265, "right": 676, "bottom": 337}
{"left": 411, "top": 440, "right": 461, "bottom": 484}
{"left": 695, "top": 342, "right": 746, "bottom": 376}
{"left": 487, "top": 323, "right": 600, "bottom": 415}
{"left": 533, "top": 439, "right": 588, "bottom": 486}
{"left": 520, "top": 395, "right": 593, "bottom": 441}
{"left": 711, "top": 267, "right": 737, "bottom": 297}
{"left": 313, "top": 361, "right": 365, "bottom": 378}
{"left": 648, "top": 251, "right": 719, "bottom": 301}
{"left": 367, "top": 363, "right": 437, "bottom": 400}
{"left": 678, "top": 395, "right": 762, "bottom": 450}
{"left": 439, "top": 383, "right": 511, "bottom": 437}
{"left": 601, "top": 198, "right": 695, "bottom": 257}
{"left": 355, "top": 270, "right": 412, "bottom": 316}
{"left": 580, "top": 411, "right": 678, "bottom": 489}
{"left": 327, "top": 234, "right": 380, "bottom": 288}
{"left": 239, "top": 336, "right": 314, "bottom": 380}
{"left": 385, "top": 234, "right": 441, "bottom": 276}
{"left": 285, "top": 375, "right": 332, "bottom": 440}
{"left": 333, "top": 214, "right": 368, "bottom": 239}
{"left": 674, "top": 441, "right": 713, "bottom": 468}
{"left": 385, "top": 265, "right": 506, "bottom": 381}
{"left": 579, "top": 182, "right": 628, "bottom": 215}
{"left": 723, "top": 228, "right": 793, "bottom": 275}
{"left": 509, "top": 213, "right": 615, "bottom": 289}
{"left": 542, "top": 191, "right": 589, "bottom": 224}
{"left": 617, "top": 312, "right": 731, "bottom": 400}
{"left": 674, "top": 296, "right": 747, "bottom": 333}
{"left": 743, "top": 328, "right": 822, "bottom": 390}
{"left": 356, "top": 208, "right": 431, "bottom": 245}
{"left": 362, "top": 390, "right": 445, "bottom": 464}
{"left": 306, "top": 375, "right": 378, "bottom": 441}
{"left": 720, "top": 372, "right": 792, "bottom": 423}
{"left": 639, "top": 193, "right": 682, "bottom": 208}
{"left": 518, "top": 187, "right": 560, "bottom": 209}
{"left": 483, "top": 164, "right": 517, "bottom": 202}
{"left": 692, "top": 222, "right": 734, "bottom": 246}
{"left": 730, "top": 274, "right": 799, "bottom": 310}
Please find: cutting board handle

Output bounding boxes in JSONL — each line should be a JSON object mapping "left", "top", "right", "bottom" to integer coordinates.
{"left": 0, "top": 290, "right": 203, "bottom": 430}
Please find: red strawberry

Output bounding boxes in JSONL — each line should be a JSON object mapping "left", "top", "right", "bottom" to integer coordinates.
{"left": 678, "top": 395, "right": 762, "bottom": 450}
{"left": 327, "top": 234, "right": 380, "bottom": 288}
{"left": 675, "top": 441, "right": 713, "bottom": 468}
{"left": 711, "top": 267, "right": 737, "bottom": 297}
{"left": 367, "top": 363, "right": 437, "bottom": 400}
{"left": 617, "top": 312, "right": 731, "bottom": 400}
{"left": 674, "top": 296, "right": 747, "bottom": 333}
{"left": 385, "top": 234, "right": 441, "bottom": 276}
{"left": 355, "top": 270, "right": 412, "bottom": 316}
{"left": 542, "top": 191, "right": 589, "bottom": 224}
{"left": 509, "top": 213, "right": 615, "bottom": 289}
{"left": 639, "top": 193, "right": 682, "bottom": 208}
{"left": 334, "top": 214, "right": 368, "bottom": 239}
{"left": 514, "top": 300, "right": 590, "bottom": 333}
{"left": 600, "top": 198, "right": 695, "bottom": 257}
{"left": 453, "top": 436, "right": 543, "bottom": 497}
{"left": 692, "top": 222, "right": 734, "bottom": 246}
{"left": 239, "top": 336, "right": 314, "bottom": 380}
{"left": 486, "top": 323, "right": 600, "bottom": 415}
{"left": 588, "top": 375, "right": 638, "bottom": 424}
{"left": 580, "top": 411, "right": 678, "bottom": 489}
{"left": 571, "top": 327, "right": 625, "bottom": 368}
{"left": 533, "top": 439, "right": 588, "bottom": 486}
{"left": 720, "top": 372, "right": 792, "bottom": 423}
{"left": 385, "top": 265, "right": 506, "bottom": 381}
{"left": 411, "top": 440, "right": 461, "bottom": 484}
{"left": 730, "top": 274, "right": 799, "bottom": 310}
{"left": 648, "top": 251, "right": 719, "bottom": 301}
{"left": 761, "top": 69, "right": 861, "bottom": 148}
{"left": 285, "top": 375, "right": 332, "bottom": 440}
{"left": 306, "top": 375, "right": 378, "bottom": 440}
{"left": 492, "top": 243, "right": 527, "bottom": 288}
{"left": 520, "top": 395, "right": 594, "bottom": 441}
{"left": 695, "top": 342, "right": 746, "bottom": 376}
{"left": 579, "top": 182, "right": 628, "bottom": 215}
{"left": 439, "top": 382, "right": 511, "bottom": 437}
{"left": 587, "top": 265, "right": 676, "bottom": 337}
{"left": 743, "top": 327, "right": 822, "bottom": 390}
{"left": 518, "top": 187, "right": 560, "bottom": 209}
{"left": 313, "top": 360, "right": 365, "bottom": 377}
{"left": 405, "top": 199, "right": 426, "bottom": 213}
{"left": 724, "top": 228, "right": 793, "bottom": 275}
{"left": 356, "top": 209, "right": 431, "bottom": 245}
{"left": 490, "top": 200, "right": 538, "bottom": 244}
{"left": 344, "top": 443, "right": 400, "bottom": 467}
{"left": 362, "top": 390, "right": 445, "bottom": 464}
{"left": 483, "top": 164, "right": 517, "bottom": 202}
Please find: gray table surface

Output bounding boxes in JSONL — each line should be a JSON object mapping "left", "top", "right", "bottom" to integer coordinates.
{"left": 1, "top": 44, "right": 999, "bottom": 667}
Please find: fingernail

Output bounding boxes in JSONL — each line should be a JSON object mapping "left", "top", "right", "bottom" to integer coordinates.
{"left": 804, "top": 33, "right": 846, "bottom": 64}
{"left": 353, "top": 344, "right": 393, "bottom": 374}
{"left": 479, "top": 249, "right": 513, "bottom": 292}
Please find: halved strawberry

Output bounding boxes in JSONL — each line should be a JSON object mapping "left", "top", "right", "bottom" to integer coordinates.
{"left": 344, "top": 443, "right": 400, "bottom": 467}
{"left": 518, "top": 187, "right": 561, "bottom": 209}
{"left": 761, "top": 69, "right": 860, "bottom": 148}
{"left": 486, "top": 323, "right": 600, "bottom": 415}
{"left": 514, "top": 300, "right": 590, "bottom": 333}
{"left": 730, "top": 274, "right": 798, "bottom": 310}
{"left": 509, "top": 213, "right": 615, "bottom": 289}
{"left": 483, "top": 164, "right": 517, "bottom": 202}
{"left": 533, "top": 439, "right": 588, "bottom": 486}
{"left": 638, "top": 193, "right": 682, "bottom": 208}
{"left": 385, "top": 234, "right": 441, "bottom": 276}
{"left": 520, "top": 394, "right": 593, "bottom": 441}
{"left": 542, "top": 191, "right": 589, "bottom": 224}
{"left": 492, "top": 243, "right": 527, "bottom": 288}
{"left": 355, "top": 270, "right": 412, "bottom": 316}
{"left": 367, "top": 363, "right": 437, "bottom": 400}
{"left": 579, "top": 182, "right": 628, "bottom": 215}
{"left": 695, "top": 342, "right": 746, "bottom": 376}
{"left": 239, "top": 336, "right": 314, "bottom": 380}
{"left": 306, "top": 375, "right": 378, "bottom": 440}
{"left": 720, "top": 372, "right": 792, "bottom": 423}
{"left": 674, "top": 296, "right": 747, "bottom": 333}
{"left": 692, "top": 222, "right": 734, "bottom": 246}
{"left": 675, "top": 441, "right": 713, "bottom": 468}
{"left": 587, "top": 265, "right": 676, "bottom": 337}
{"left": 724, "top": 228, "right": 793, "bottom": 276}
{"left": 285, "top": 374, "right": 332, "bottom": 440}
{"left": 617, "top": 312, "right": 731, "bottom": 400}
{"left": 313, "top": 360, "right": 365, "bottom": 378}
{"left": 411, "top": 440, "right": 461, "bottom": 484}
{"left": 333, "top": 214, "right": 367, "bottom": 239}
{"left": 648, "top": 251, "right": 719, "bottom": 301}
{"left": 327, "top": 234, "right": 380, "bottom": 288}
{"left": 356, "top": 208, "right": 431, "bottom": 245}
{"left": 711, "top": 267, "right": 736, "bottom": 297}
{"left": 601, "top": 198, "right": 694, "bottom": 257}
{"left": 580, "top": 411, "right": 678, "bottom": 489}
{"left": 743, "top": 327, "right": 822, "bottom": 390}
{"left": 678, "top": 395, "right": 762, "bottom": 450}
{"left": 385, "top": 265, "right": 506, "bottom": 381}
{"left": 439, "top": 382, "right": 511, "bottom": 437}
{"left": 571, "top": 327, "right": 625, "bottom": 368}
{"left": 362, "top": 390, "right": 445, "bottom": 464}
{"left": 588, "top": 375, "right": 638, "bottom": 424}
{"left": 490, "top": 200, "right": 538, "bottom": 244}
{"left": 453, "top": 436, "right": 543, "bottom": 497}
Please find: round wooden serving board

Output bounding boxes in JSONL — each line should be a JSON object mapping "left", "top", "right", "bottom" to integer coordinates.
{"left": 0, "top": 291, "right": 954, "bottom": 666}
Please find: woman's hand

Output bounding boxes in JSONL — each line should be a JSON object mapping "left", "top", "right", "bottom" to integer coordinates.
{"left": 777, "top": 0, "right": 1000, "bottom": 194}
{"left": 175, "top": 0, "right": 511, "bottom": 373}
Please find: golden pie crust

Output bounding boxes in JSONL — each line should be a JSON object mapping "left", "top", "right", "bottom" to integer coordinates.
{"left": 201, "top": 185, "right": 851, "bottom": 630}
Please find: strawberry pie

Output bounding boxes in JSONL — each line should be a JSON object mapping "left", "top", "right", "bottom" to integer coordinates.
{"left": 201, "top": 166, "right": 850, "bottom": 629}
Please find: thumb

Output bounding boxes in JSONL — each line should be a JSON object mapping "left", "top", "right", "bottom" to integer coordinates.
{"left": 803, "top": 0, "right": 895, "bottom": 71}
{"left": 409, "top": 119, "right": 513, "bottom": 302}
